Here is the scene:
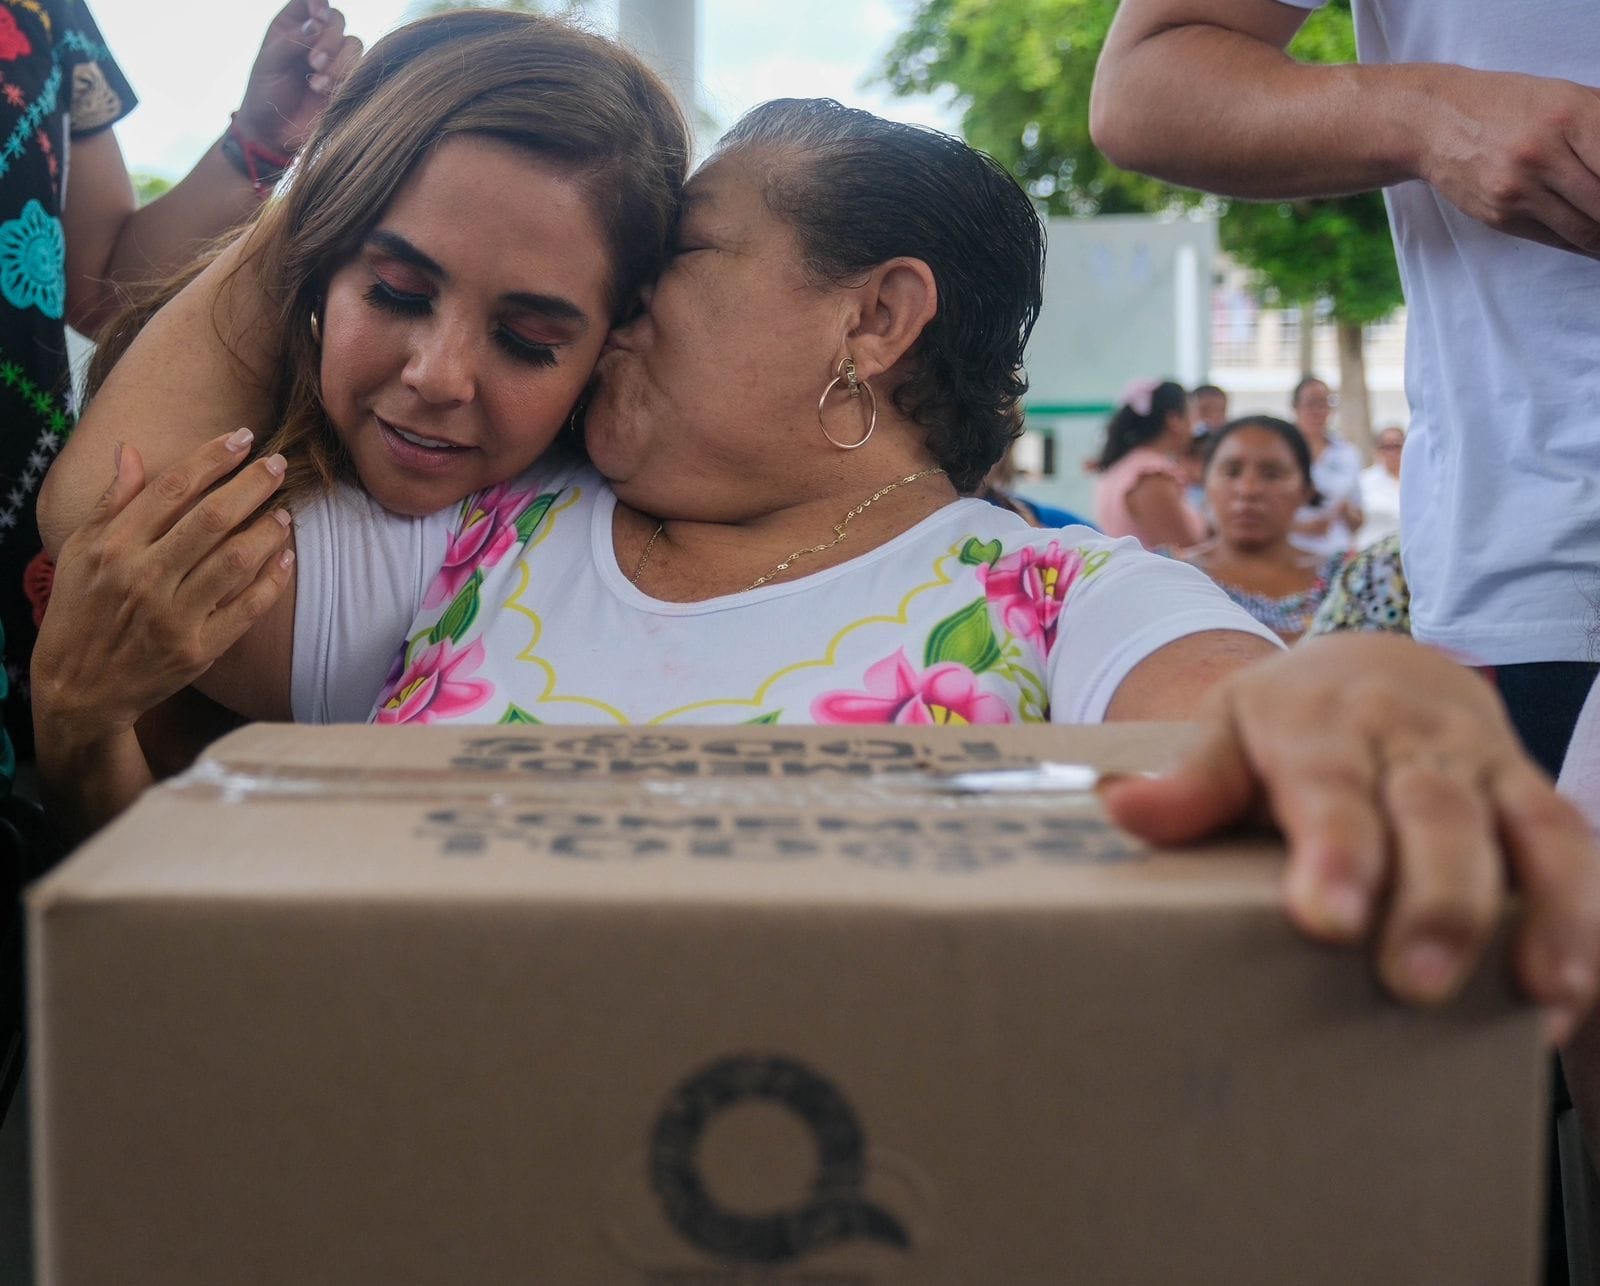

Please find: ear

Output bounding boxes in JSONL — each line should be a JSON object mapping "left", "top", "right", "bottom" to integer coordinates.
{"left": 843, "top": 257, "right": 938, "bottom": 380}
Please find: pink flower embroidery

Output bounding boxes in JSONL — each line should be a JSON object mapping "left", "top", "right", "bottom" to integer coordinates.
{"left": 374, "top": 638, "right": 493, "bottom": 725}
{"left": 423, "top": 483, "right": 538, "bottom": 609}
{"left": 978, "top": 542, "right": 1085, "bottom": 651}
{"left": 811, "top": 650, "right": 1013, "bottom": 726}
{"left": 0, "top": 12, "right": 31, "bottom": 62}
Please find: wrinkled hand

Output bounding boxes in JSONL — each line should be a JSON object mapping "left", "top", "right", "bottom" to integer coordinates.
{"left": 1419, "top": 65, "right": 1600, "bottom": 258}
{"left": 1100, "top": 633, "right": 1600, "bottom": 1042}
{"left": 235, "top": 0, "right": 363, "bottom": 156}
{"left": 32, "top": 431, "right": 295, "bottom": 742}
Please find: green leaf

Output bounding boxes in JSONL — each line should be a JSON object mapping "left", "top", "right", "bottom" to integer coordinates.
{"left": 744, "top": 711, "right": 782, "bottom": 725}
{"left": 959, "top": 537, "right": 1003, "bottom": 568}
{"left": 428, "top": 570, "right": 483, "bottom": 645}
{"left": 499, "top": 704, "right": 542, "bottom": 725}
{"left": 513, "top": 492, "right": 559, "bottom": 543}
{"left": 878, "top": 0, "right": 1399, "bottom": 323}
{"left": 925, "top": 598, "right": 1004, "bottom": 674}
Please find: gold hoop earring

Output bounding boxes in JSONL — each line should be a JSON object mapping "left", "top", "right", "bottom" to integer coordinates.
{"left": 309, "top": 308, "right": 322, "bottom": 346}
{"left": 817, "top": 356, "right": 878, "bottom": 450}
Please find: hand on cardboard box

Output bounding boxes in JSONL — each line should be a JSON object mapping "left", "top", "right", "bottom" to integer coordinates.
{"left": 1099, "top": 633, "right": 1600, "bottom": 1042}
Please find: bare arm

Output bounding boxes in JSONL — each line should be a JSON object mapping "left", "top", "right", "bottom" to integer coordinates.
{"left": 60, "top": 0, "right": 361, "bottom": 333}
{"left": 1105, "top": 628, "right": 1278, "bottom": 721}
{"left": 1090, "top": 0, "right": 1600, "bottom": 256}
{"left": 38, "top": 227, "right": 299, "bottom": 721}
{"left": 1122, "top": 472, "right": 1203, "bottom": 550}
{"left": 39, "top": 229, "right": 279, "bottom": 552}
{"left": 62, "top": 128, "right": 261, "bottom": 335}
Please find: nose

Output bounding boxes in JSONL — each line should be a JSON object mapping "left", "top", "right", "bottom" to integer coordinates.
{"left": 402, "top": 318, "right": 477, "bottom": 406}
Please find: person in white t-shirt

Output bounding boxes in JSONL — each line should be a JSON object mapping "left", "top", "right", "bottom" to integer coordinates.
{"left": 1286, "top": 376, "right": 1361, "bottom": 559}
{"left": 1357, "top": 424, "right": 1404, "bottom": 548}
{"left": 36, "top": 95, "right": 1600, "bottom": 1088}
{"left": 1091, "top": 3, "right": 1600, "bottom": 1273}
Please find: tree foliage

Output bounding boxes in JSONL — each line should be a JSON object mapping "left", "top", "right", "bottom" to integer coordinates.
{"left": 881, "top": 0, "right": 1401, "bottom": 322}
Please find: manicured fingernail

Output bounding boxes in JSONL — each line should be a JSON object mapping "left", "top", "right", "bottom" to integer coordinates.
{"left": 226, "top": 427, "right": 253, "bottom": 452}
{"left": 300, "top": 18, "right": 321, "bottom": 35}
{"left": 309, "top": 73, "right": 332, "bottom": 94}
{"left": 278, "top": 548, "right": 296, "bottom": 570}
{"left": 112, "top": 441, "right": 123, "bottom": 475}
{"left": 263, "top": 453, "right": 287, "bottom": 477}
{"left": 272, "top": 508, "right": 291, "bottom": 528}
{"left": 1400, "top": 938, "right": 1461, "bottom": 999}
{"left": 308, "top": 49, "right": 330, "bottom": 71}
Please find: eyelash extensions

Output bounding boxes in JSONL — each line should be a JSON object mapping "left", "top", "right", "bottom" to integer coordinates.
{"left": 362, "top": 280, "right": 560, "bottom": 368}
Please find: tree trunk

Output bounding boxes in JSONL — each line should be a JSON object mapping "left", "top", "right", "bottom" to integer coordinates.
{"left": 1335, "top": 321, "right": 1373, "bottom": 457}
{"left": 1298, "top": 302, "right": 1316, "bottom": 378}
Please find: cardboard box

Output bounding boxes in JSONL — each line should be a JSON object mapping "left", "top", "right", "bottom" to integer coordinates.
{"left": 29, "top": 724, "right": 1545, "bottom": 1284}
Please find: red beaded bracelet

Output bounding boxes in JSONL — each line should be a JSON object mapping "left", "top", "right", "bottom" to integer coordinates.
{"left": 220, "top": 113, "right": 294, "bottom": 197}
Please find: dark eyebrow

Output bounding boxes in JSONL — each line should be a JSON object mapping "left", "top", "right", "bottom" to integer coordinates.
{"left": 366, "top": 229, "right": 591, "bottom": 330}
{"left": 368, "top": 230, "right": 443, "bottom": 277}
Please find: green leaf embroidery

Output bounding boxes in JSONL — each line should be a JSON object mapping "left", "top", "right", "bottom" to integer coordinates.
{"left": 428, "top": 569, "right": 483, "bottom": 645}
{"left": 1080, "top": 548, "right": 1112, "bottom": 578}
{"left": 744, "top": 711, "right": 783, "bottom": 725}
{"left": 499, "top": 704, "right": 542, "bottom": 725}
{"left": 925, "top": 598, "right": 1003, "bottom": 674}
{"left": 959, "top": 537, "right": 1003, "bottom": 568}
{"left": 513, "top": 492, "right": 559, "bottom": 543}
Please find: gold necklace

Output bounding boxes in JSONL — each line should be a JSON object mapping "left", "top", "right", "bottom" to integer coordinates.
{"left": 629, "top": 467, "right": 948, "bottom": 591}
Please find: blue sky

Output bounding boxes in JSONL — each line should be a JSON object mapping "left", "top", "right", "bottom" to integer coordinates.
{"left": 89, "top": 0, "right": 959, "bottom": 179}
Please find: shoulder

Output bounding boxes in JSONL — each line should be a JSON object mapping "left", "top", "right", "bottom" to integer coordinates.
{"left": 1101, "top": 448, "right": 1184, "bottom": 493}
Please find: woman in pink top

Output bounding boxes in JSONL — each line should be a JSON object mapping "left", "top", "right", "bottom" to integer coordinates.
{"left": 1092, "top": 378, "right": 1207, "bottom": 549}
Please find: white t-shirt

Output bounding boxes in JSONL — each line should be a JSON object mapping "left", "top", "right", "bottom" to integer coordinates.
{"left": 291, "top": 485, "right": 456, "bottom": 724}
{"left": 292, "top": 458, "right": 1279, "bottom": 728}
{"left": 1281, "top": 0, "right": 1600, "bottom": 663}
{"left": 1357, "top": 462, "right": 1401, "bottom": 548}
{"left": 1291, "top": 435, "right": 1362, "bottom": 559}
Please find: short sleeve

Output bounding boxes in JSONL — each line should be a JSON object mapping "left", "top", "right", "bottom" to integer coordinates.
{"left": 290, "top": 482, "right": 457, "bottom": 724}
{"left": 1047, "top": 537, "right": 1283, "bottom": 722}
{"left": 61, "top": 1, "right": 137, "bottom": 136}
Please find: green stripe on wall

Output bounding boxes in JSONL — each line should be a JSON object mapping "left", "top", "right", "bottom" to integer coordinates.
{"left": 1024, "top": 403, "right": 1115, "bottom": 416}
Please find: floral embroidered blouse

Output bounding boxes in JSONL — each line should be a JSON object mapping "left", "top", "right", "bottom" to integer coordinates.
{"left": 292, "top": 457, "right": 1280, "bottom": 728}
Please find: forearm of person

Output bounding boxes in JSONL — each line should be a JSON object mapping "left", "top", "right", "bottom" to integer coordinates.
{"left": 83, "top": 145, "right": 263, "bottom": 331}
{"left": 1090, "top": 3, "right": 1431, "bottom": 199}
{"left": 61, "top": 125, "right": 266, "bottom": 335}
{"left": 39, "top": 230, "right": 281, "bottom": 554}
{"left": 33, "top": 704, "right": 153, "bottom": 845}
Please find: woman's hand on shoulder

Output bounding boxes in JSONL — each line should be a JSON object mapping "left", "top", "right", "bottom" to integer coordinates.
{"left": 1100, "top": 633, "right": 1600, "bottom": 1041}
{"left": 33, "top": 430, "right": 297, "bottom": 749}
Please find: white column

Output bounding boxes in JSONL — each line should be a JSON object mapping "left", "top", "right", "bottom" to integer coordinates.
{"left": 1173, "top": 243, "right": 1202, "bottom": 386}
{"left": 616, "top": 0, "right": 699, "bottom": 128}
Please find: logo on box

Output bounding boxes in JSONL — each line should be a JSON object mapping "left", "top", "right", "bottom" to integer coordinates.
{"left": 650, "top": 1055, "right": 911, "bottom": 1265}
